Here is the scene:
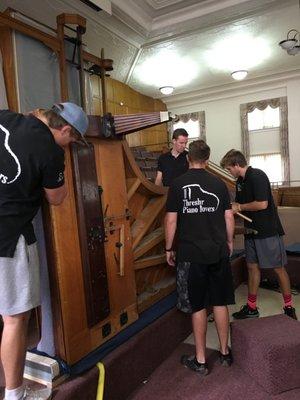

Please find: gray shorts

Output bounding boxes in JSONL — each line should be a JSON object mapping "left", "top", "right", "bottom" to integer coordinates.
{"left": 245, "top": 235, "right": 287, "bottom": 269}
{"left": 0, "top": 235, "right": 40, "bottom": 316}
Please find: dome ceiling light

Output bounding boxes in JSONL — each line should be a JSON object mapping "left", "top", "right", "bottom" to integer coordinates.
{"left": 231, "top": 70, "right": 248, "bottom": 80}
{"left": 159, "top": 86, "right": 174, "bottom": 95}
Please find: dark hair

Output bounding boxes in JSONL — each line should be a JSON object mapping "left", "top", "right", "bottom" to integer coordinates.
{"left": 172, "top": 128, "right": 188, "bottom": 140}
{"left": 43, "top": 109, "right": 81, "bottom": 140}
{"left": 188, "top": 140, "right": 210, "bottom": 163}
{"left": 220, "top": 149, "right": 247, "bottom": 168}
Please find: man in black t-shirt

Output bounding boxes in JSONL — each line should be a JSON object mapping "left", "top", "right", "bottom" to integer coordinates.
{"left": 221, "top": 149, "right": 297, "bottom": 320}
{"left": 165, "top": 140, "right": 235, "bottom": 375}
{"left": 0, "top": 103, "right": 88, "bottom": 400}
{"left": 155, "top": 128, "right": 189, "bottom": 186}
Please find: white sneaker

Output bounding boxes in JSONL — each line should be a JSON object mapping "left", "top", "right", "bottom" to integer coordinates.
{"left": 23, "top": 387, "right": 52, "bottom": 400}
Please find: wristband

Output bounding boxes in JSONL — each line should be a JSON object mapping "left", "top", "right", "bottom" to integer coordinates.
{"left": 165, "top": 248, "right": 172, "bottom": 252}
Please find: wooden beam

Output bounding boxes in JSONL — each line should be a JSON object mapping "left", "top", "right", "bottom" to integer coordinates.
{"left": 82, "top": 51, "right": 113, "bottom": 70}
{"left": 0, "top": 26, "right": 18, "bottom": 111}
{"left": 131, "top": 196, "right": 166, "bottom": 249}
{"left": 134, "top": 254, "right": 166, "bottom": 270}
{"left": 56, "top": 14, "right": 69, "bottom": 101}
{"left": 134, "top": 227, "right": 164, "bottom": 260}
{"left": 127, "top": 178, "right": 141, "bottom": 201}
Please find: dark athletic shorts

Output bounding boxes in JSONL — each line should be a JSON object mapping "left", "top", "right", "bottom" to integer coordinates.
{"left": 176, "top": 258, "right": 235, "bottom": 313}
{"left": 245, "top": 235, "right": 287, "bottom": 269}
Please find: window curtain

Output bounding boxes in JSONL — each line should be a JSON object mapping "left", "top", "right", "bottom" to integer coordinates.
{"left": 169, "top": 111, "right": 206, "bottom": 142}
{"left": 240, "top": 97, "right": 290, "bottom": 183}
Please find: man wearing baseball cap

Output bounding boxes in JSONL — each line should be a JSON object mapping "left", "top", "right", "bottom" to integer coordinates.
{"left": 0, "top": 102, "right": 88, "bottom": 400}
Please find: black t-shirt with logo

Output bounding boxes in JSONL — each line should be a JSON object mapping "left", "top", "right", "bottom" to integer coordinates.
{"left": 235, "top": 166, "right": 284, "bottom": 238}
{"left": 157, "top": 150, "right": 189, "bottom": 186}
{"left": 166, "top": 168, "right": 231, "bottom": 264}
{"left": 0, "top": 110, "right": 65, "bottom": 257}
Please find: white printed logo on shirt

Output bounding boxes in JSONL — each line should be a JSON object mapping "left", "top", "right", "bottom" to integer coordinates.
{"left": 0, "top": 124, "right": 21, "bottom": 184}
{"left": 57, "top": 172, "right": 64, "bottom": 183}
{"left": 182, "top": 184, "right": 220, "bottom": 214}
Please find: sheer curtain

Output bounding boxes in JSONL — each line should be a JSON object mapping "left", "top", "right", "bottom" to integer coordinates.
{"left": 240, "top": 97, "right": 290, "bottom": 184}
{"left": 169, "top": 111, "right": 206, "bottom": 142}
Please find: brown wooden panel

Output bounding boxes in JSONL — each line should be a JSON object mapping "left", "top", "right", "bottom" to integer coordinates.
{"left": 71, "top": 143, "right": 110, "bottom": 327}
{"left": 93, "top": 140, "right": 138, "bottom": 315}
{"left": 0, "top": 26, "right": 18, "bottom": 111}
{"left": 134, "top": 254, "right": 166, "bottom": 270}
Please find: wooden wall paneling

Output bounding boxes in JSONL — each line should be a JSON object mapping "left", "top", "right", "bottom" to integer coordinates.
{"left": 0, "top": 26, "right": 18, "bottom": 111}
{"left": 106, "top": 101, "right": 115, "bottom": 114}
{"left": 92, "top": 98, "right": 102, "bottom": 116}
{"left": 115, "top": 103, "right": 128, "bottom": 115}
{"left": 125, "top": 86, "right": 135, "bottom": 109}
{"left": 131, "top": 87, "right": 141, "bottom": 110}
{"left": 154, "top": 99, "right": 167, "bottom": 111}
{"left": 113, "top": 79, "right": 126, "bottom": 106}
{"left": 105, "top": 77, "right": 114, "bottom": 102}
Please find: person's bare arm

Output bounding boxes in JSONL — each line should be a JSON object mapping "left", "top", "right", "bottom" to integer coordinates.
{"left": 164, "top": 212, "right": 177, "bottom": 266}
{"left": 155, "top": 171, "right": 163, "bottom": 186}
{"left": 232, "top": 201, "right": 268, "bottom": 213}
{"left": 224, "top": 209, "right": 235, "bottom": 256}
{"left": 44, "top": 184, "right": 67, "bottom": 206}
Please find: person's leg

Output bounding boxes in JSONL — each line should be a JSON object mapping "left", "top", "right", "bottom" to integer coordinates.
{"left": 1, "top": 311, "right": 31, "bottom": 390}
{"left": 274, "top": 266, "right": 291, "bottom": 296}
{"left": 273, "top": 266, "right": 297, "bottom": 319}
{"left": 232, "top": 262, "right": 260, "bottom": 319}
{"left": 213, "top": 306, "right": 229, "bottom": 355}
{"left": 246, "top": 262, "right": 261, "bottom": 309}
{"left": 247, "top": 262, "right": 261, "bottom": 297}
{"left": 191, "top": 309, "right": 207, "bottom": 363}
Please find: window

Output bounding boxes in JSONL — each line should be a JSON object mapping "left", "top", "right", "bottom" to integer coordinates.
{"left": 172, "top": 119, "right": 200, "bottom": 144}
{"left": 248, "top": 106, "right": 282, "bottom": 184}
{"left": 250, "top": 153, "right": 282, "bottom": 184}
{"left": 241, "top": 97, "right": 289, "bottom": 185}
{"left": 248, "top": 106, "right": 280, "bottom": 131}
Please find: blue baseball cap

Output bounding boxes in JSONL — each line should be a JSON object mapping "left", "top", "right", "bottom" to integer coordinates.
{"left": 52, "top": 102, "right": 89, "bottom": 144}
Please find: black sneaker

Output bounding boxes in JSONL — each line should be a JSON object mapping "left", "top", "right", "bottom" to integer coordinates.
{"left": 232, "top": 304, "right": 259, "bottom": 320}
{"left": 219, "top": 349, "right": 233, "bottom": 367}
{"left": 284, "top": 306, "right": 297, "bottom": 320}
{"left": 181, "top": 355, "right": 209, "bottom": 375}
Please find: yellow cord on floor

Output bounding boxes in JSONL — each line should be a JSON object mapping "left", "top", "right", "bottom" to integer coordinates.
{"left": 96, "top": 362, "right": 105, "bottom": 400}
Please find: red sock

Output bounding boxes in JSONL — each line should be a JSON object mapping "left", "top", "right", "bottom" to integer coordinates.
{"left": 247, "top": 294, "right": 257, "bottom": 310}
{"left": 283, "top": 294, "right": 292, "bottom": 307}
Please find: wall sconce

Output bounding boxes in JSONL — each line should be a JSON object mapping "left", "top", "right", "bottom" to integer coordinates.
{"left": 279, "top": 29, "right": 300, "bottom": 55}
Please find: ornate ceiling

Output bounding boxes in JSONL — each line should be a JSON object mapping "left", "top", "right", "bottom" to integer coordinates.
{"left": 1, "top": 0, "right": 300, "bottom": 102}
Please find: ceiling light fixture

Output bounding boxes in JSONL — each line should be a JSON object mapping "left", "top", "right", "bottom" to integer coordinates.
{"left": 279, "top": 29, "right": 300, "bottom": 56}
{"left": 231, "top": 70, "right": 248, "bottom": 80}
{"left": 159, "top": 86, "right": 174, "bottom": 95}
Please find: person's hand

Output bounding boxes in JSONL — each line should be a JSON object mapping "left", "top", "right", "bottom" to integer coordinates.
{"left": 231, "top": 202, "right": 241, "bottom": 214}
{"left": 166, "top": 250, "right": 176, "bottom": 266}
{"left": 227, "top": 241, "right": 233, "bottom": 257}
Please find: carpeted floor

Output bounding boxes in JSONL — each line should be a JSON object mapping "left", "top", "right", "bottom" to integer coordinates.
{"left": 128, "top": 343, "right": 300, "bottom": 400}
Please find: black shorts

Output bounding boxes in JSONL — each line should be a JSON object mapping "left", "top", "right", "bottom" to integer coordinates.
{"left": 176, "top": 258, "right": 235, "bottom": 313}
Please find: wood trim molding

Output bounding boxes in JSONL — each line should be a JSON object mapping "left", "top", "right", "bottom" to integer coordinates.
{"left": 0, "top": 26, "right": 18, "bottom": 111}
